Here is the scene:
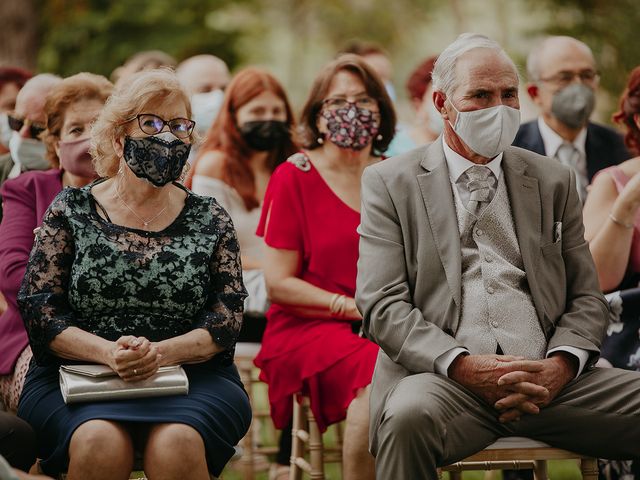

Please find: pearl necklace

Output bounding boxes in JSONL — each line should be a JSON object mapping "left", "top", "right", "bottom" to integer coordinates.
{"left": 115, "top": 178, "right": 172, "bottom": 229}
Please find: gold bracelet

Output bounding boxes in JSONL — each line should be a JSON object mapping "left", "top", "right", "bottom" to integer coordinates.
{"left": 330, "top": 294, "right": 347, "bottom": 317}
{"left": 329, "top": 293, "right": 341, "bottom": 315}
{"left": 608, "top": 212, "right": 634, "bottom": 229}
{"left": 336, "top": 295, "right": 347, "bottom": 317}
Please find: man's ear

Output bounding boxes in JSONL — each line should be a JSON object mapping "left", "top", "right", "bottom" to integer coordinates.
{"left": 526, "top": 83, "right": 539, "bottom": 101}
{"left": 433, "top": 91, "right": 449, "bottom": 121}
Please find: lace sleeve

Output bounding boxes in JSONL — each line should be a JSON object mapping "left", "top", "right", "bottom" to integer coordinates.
{"left": 192, "top": 202, "right": 247, "bottom": 353}
{"left": 17, "top": 190, "right": 76, "bottom": 365}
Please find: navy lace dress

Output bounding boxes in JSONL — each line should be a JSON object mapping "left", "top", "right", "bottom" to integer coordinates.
{"left": 16, "top": 181, "right": 251, "bottom": 476}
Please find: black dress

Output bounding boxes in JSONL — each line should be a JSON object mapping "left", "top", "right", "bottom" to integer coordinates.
{"left": 16, "top": 181, "right": 251, "bottom": 476}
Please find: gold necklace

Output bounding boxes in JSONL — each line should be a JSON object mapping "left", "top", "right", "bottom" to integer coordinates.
{"left": 115, "top": 178, "right": 171, "bottom": 229}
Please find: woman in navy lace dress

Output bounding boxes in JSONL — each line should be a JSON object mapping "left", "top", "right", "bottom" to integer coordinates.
{"left": 17, "top": 69, "right": 251, "bottom": 480}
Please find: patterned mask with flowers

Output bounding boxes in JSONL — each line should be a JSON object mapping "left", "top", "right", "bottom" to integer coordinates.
{"left": 321, "top": 103, "right": 380, "bottom": 150}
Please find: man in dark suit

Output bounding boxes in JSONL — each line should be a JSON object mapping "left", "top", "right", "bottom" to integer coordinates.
{"left": 514, "top": 36, "right": 630, "bottom": 201}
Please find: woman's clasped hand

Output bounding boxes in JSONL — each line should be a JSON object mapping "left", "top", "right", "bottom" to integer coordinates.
{"left": 107, "top": 336, "right": 161, "bottom": 381}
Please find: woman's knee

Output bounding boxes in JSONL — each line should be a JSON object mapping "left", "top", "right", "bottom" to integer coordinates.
{"left": 145, "top": 423, "right": 205, "bottom": 461}
{"left": 70, "top": 420, "right": 134, "bottom": 461}
{"left": 346, "top": 386, "right": 371, "bottom": 428}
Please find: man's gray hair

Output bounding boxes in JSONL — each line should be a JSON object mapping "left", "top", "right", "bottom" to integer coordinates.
{"left": 432, "top": 33, "right": 517, "bottom": 97}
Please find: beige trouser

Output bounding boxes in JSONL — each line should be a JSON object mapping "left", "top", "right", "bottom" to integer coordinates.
{"left": 373, "top": 367, "right": 640, "bottom": 480}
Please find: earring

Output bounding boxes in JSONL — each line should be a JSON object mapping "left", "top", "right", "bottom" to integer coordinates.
{"left": 117, "top": 164, "right": 124, "bottom": 176}
{"left": 179, "top": 162, "right": 191, "bottom": 183}
{"left": 317, "top": 136, "right": 324, "bottom": 144}
{"left": 376, "top": 134, "right": 383, "bottom": 141}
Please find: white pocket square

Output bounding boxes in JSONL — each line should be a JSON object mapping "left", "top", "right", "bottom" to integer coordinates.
{"left": 553, "top": 221, "right": 562, "bottom": 243}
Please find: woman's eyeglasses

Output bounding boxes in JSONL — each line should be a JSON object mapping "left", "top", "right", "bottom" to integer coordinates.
{"left": 322, "top": 97, "right": 377, "bottom": 111}
{"left": 7, "top": 114, "right": 46, "bottom": 138}
{"left": 126, "top": 114, "right": 195, "bottom": 139}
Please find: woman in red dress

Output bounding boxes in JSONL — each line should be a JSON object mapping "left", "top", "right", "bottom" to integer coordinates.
{"left": 255, "top": 54, "right": 396, "bottom": 480}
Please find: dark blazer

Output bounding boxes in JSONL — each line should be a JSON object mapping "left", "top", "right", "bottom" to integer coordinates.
{"left": 356, "top": 139, "right": 609, "bottom": 453}
{"left": 513, "top": 119, "right": 631, "bottom": 182}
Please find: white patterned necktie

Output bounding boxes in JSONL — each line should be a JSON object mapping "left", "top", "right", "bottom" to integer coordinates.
{"left": 555, "top": 143, "right": 588, "bottom": 202}
{"left": 464, "top": 165, "right": 497, "bottom": 215}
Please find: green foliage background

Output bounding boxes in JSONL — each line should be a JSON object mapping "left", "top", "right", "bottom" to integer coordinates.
{"left": 25, "top": 0, "right": 640, "bottom": 119}
{"left": 36, "top": 0, "right": 247, "bottom": 79}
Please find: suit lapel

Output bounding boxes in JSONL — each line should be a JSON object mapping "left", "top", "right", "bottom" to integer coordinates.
{"left": 503, "top": 149, "right": 545, "bottom": 320}
{"left": 417, "top": 140, "right": 462, "bottom": 306}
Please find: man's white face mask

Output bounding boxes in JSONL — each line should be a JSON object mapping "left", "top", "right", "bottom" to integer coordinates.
{"left": 448, "top": 101, "right": 521, "bottom": 158}
{"left": 8, "top": 131, "right": 48, "bottom": 176}
{"left": 0, "top": 113, "right": 12, "bottom": 148}
{"left": 191, "top": 89, "right": 224, "bottom": 136}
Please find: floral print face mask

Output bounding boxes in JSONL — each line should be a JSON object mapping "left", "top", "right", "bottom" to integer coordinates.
{"left": 123, "top": 132, "right": 191, "bottom": 187}
{"left": 321, "top": 103, "right": 380, "bottom": 151}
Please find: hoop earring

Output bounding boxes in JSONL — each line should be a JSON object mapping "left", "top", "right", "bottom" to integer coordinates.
{"left": 179, "top": 162, "right": 191, "bottom": 183}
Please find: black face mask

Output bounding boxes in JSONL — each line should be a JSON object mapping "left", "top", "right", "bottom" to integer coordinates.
{"left": 123, "top": 132, "right": 191, "bottom": 187}
{"left": 239, "top": 120, "right": 290, "bottom": 151}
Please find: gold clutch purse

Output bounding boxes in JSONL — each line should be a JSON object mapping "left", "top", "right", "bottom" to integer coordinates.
{"left": 59, "top": 364, "right": 189, "bottom": 404}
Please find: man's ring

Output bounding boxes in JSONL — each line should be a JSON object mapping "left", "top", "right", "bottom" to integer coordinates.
{"left": 133, "top": 368, "right": 138, "bottom": 375}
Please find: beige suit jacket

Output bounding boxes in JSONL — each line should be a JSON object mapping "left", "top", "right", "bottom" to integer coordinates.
{"left": 355, "top": 139, "right": 609, "bottom": 452}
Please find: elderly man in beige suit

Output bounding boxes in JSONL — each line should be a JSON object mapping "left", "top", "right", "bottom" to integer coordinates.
{"left": 356, "top": 33, "right": 640, "bottom": 479}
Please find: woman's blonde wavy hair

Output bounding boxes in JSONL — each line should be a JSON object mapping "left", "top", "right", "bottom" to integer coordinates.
{"left": 90, "top": 68, "right": 194, "bottom": 178}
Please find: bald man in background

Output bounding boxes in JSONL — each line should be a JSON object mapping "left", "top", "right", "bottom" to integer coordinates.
{"left": 0, "top": 74, "right": 61, "bottom": 197}
{"left": 176, "top": 55, "right": 230, "bottom": 145}
{"left": 513, "top": 36, "right": 630, "bottom": 202}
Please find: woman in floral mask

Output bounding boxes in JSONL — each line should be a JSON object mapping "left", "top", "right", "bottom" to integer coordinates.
{"left": 16, "top": 69, "right": 251, "bottom": 479}
{"left": 254, "top": 54, "right": 396, "bottom": 480}
{"left": 0, "top": 73, "right": 112, "bottom": 414}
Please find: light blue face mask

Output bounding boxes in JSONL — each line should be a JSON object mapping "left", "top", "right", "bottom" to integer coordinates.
{"left": 426, "top": 96, "right": 444, "bottom": 134}
{"left": 384, "top": 81, "right": 397, "bottom": 103}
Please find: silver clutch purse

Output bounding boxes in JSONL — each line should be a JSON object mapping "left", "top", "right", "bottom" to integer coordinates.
{"left": 59, "top": 364, "right": 189, "bottom": 404}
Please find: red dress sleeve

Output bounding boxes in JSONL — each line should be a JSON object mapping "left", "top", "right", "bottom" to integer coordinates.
{"left": 257, "top": 161, "right": 305, "bottom": 252}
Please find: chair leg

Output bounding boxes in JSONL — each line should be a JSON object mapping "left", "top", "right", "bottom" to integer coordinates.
{"left": 580, "top": 458, "right": 599, "bottom": 480}
{"left": 533, "top": 460, "right": 548, "bottom": 480}
{"left": 237, "top": 362, "right": 256, "bottom": 480}
{"left": 290, "top": 395, "right": 304, "bottom": 480}
{"left": 306, "top": 399, "right": 324, "bottom": 480}
{"left": 450, "top": 471, "right": 463, "bottom": 480}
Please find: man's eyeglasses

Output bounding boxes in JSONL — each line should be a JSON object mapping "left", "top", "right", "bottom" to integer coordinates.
{"left": 538, "top": 70, "right": 600, "bottom": 87}
{"left": 125, "top": 114, "right": 195, "bottom": 139}
{"left": 7, "top": 114, "right": 46, "bottom": 138}
{"left": 322, "top": 97, "right": 377, "bottom": 111}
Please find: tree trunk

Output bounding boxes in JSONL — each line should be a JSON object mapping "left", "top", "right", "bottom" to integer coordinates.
{"left": 0, "top": 0, "right": 39, "bottom": 70}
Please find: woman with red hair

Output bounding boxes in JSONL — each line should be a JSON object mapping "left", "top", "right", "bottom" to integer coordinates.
{"left": 186, "top": 68, "right": 297, "bottom": 479}
{"left": 187, "top": 67, "right": 297, "bottom": 332}
{"left": 583, "top": 66, "right": 640, "bottom": 292}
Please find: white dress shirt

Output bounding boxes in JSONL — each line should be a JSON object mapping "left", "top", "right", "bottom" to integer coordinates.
{"left": 434, "top": 137, "right": 588, "bottom": 377}
{"left": 538, "top": 116, "right": 588, "bottom": 200}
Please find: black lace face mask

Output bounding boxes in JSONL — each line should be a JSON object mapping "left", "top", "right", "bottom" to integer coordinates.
{"left": 123, "top": 132, "right": 191, "bottom": 187}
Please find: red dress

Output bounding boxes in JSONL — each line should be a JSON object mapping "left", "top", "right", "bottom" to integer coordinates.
{"left": 254, "top": 152, "right": 379, "bottom": 432}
